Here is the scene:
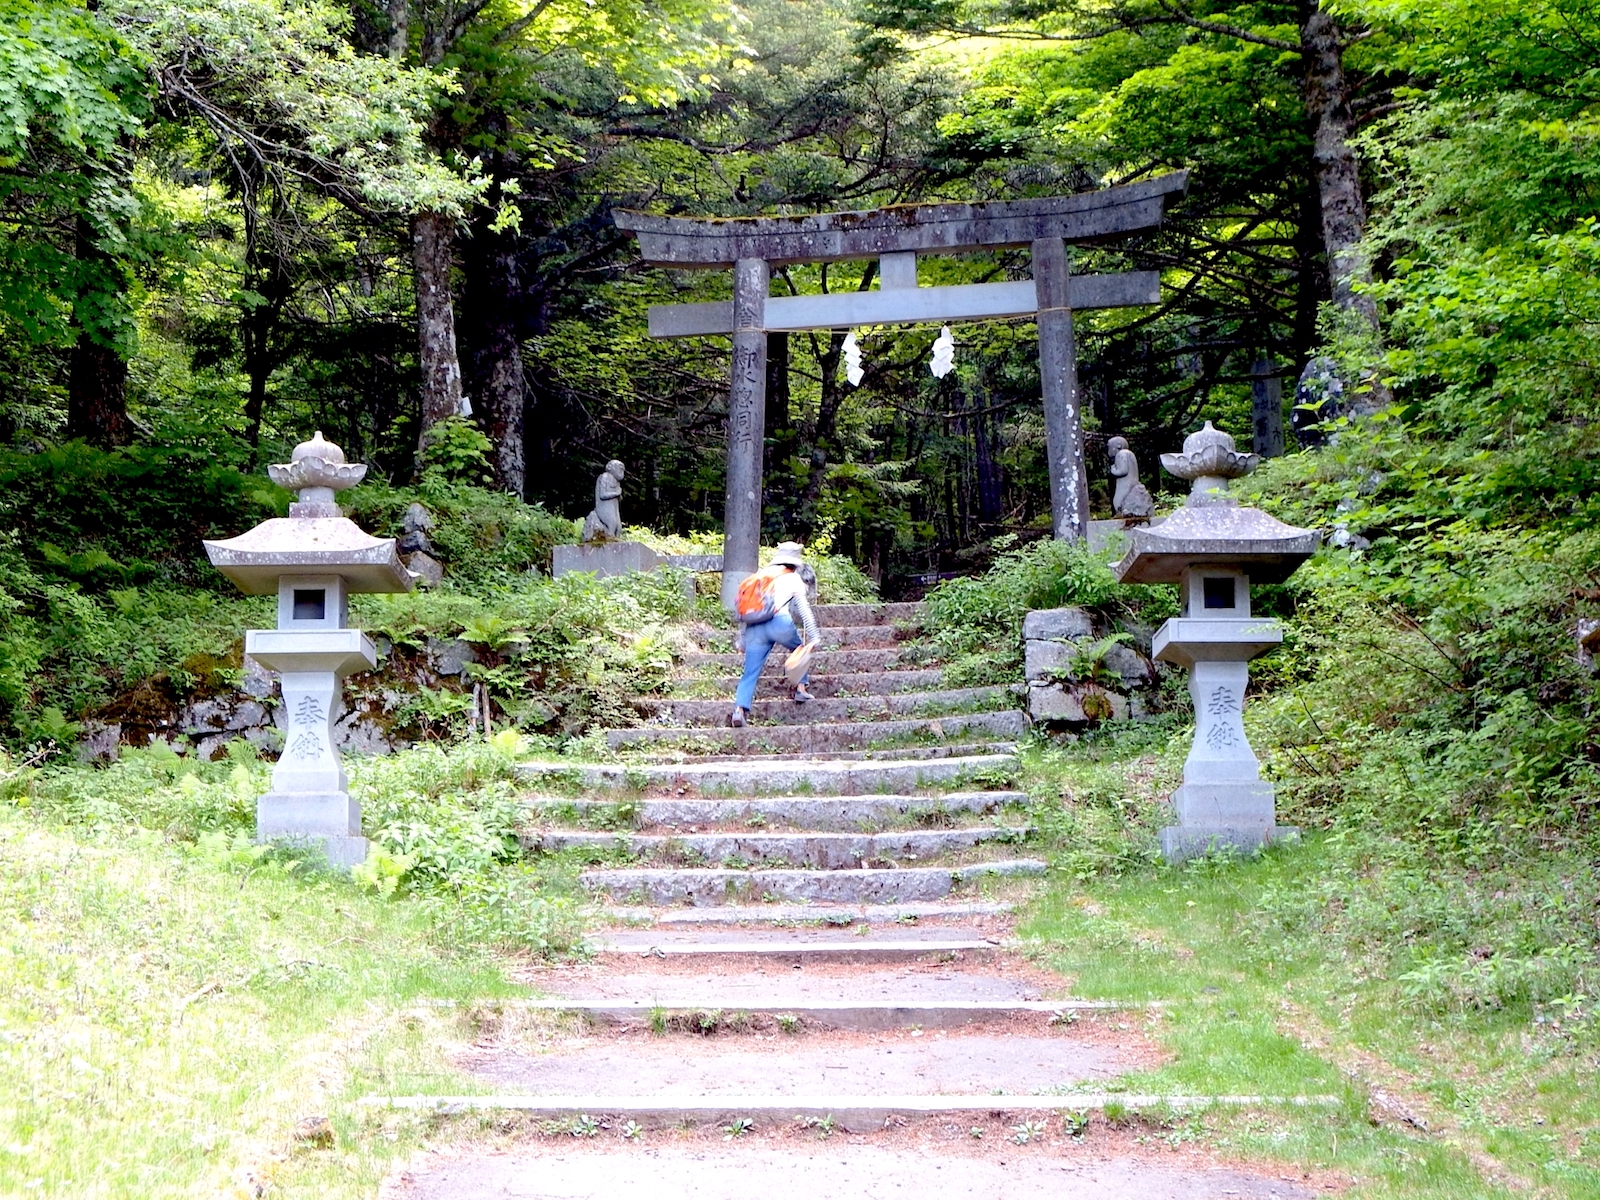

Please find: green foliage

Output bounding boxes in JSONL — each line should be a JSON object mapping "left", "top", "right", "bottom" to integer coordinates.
{"left": 13, "top": 733, "right": 587, "bottom": 957}
{"left": 0, "top": 791, "right": 514, "bottom": 1198}
{"left": 351, "top": 844, "right": 415, "bottom": 896}
{"left": 23, "top": 746, "right": 262, "bottom": 839}
{"left": 0, "top": 0, "right": 150, "bottom": 351}
{"left": 109, "top": 0, "right": 479, "bottom": 213}
{"left": 922, "top": 538, "right": 1174, "bottom": 682}
{"left": 350, "top": 738, "right": 586, "bottom": 955}
{"left": 0, "top": 529, "right": 270, "bottom": 741}
{"left": 343, "top": 479, "right": 574, "bottom": 584}
{"left": 418, "top": 415, "right": 496, "bottom": 488}
{"left": 0, "top": 441, "right": 281, "bottom": 586}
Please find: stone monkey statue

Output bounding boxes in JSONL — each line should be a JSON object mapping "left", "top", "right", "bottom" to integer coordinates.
{"left": 1107, "top": 436, "right": 1155, "bottom": 519}
{"left": 581, "top": 460, "right": 625, "bottom": 542}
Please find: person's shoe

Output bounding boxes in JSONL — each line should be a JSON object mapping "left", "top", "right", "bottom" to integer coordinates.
{"left": 791, "top": 686, "right": 814, "bottom": 704}
{"left": 729, "top": 707, "right": 747, "bottom": 728}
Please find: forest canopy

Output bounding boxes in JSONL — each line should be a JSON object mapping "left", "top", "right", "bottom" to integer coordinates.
{"left": 0, "top": 0, "right": 1594, "bottom": 577}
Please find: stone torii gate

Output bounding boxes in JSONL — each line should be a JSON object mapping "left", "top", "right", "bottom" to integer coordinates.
{"left": 613, "top": 171, "right": 1188, "bottom": 607}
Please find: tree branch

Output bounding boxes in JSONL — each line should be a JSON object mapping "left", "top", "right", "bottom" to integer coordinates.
{"left": 1153, "top": 0, "right": 1300, "bottom": 51}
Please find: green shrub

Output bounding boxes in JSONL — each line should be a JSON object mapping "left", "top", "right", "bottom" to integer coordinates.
{"left": 350, "top": 735, "right": 587, "bottom": 955}
{"left": 0, "top": 442, "right": 281, "bottom": 589}
{"left": 343, "top": 478, "right": 575, "bottom": 583}
{"left": 922, "top": 538, "right": 1175, "bottom": 681}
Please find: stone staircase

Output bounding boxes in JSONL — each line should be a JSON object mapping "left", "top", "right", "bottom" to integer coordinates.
{"left": 518, "top": 600, "right": 1043, "bottom": 920}
{"left": 375, "top": 600, "right": 1316, "bottom": 1200}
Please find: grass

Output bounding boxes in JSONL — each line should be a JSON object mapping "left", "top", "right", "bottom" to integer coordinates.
{"left": 0, "top": 803, "right": 526, "bottom": 1199}
{"left": 1016, "top": 728, "right": 1600, "bottom": 1200}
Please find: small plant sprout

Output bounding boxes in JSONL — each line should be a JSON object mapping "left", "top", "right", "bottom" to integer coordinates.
{"left": 1048, "top": 1008, "right": 1079, "bottom": 1027}
{"left": 621, "top": 1121, "right": 643, "bottom": 1140}
{"left": 1011, "top": 1119, "right": 1047, "bottom": 1144}
{"left": 570, "top": 1114, "right": 601, "bottom": 1138}
{"left": 968, "top": 1126, "right": 984, "bottom": 1139}
{"left": 722, "top": 1117, "right": 754, "bottom": 1140}
{"left": 1062, "top": 1110, "right": 1090, "bottom": 1140}
{"left": 776, "top": 1013, "right": 801, "bottom": 1034}
{"left": 795, "top": 1113, "right": 836, "bottom": 1139}
{"left": 649, "top": 1007, "right": 668, "bottom": 1035}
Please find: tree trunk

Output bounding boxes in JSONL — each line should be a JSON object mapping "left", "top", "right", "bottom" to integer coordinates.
{"left": 764, "top": 331, "right": 791, "bottom": 533}
{"left": 1301, "top": 3, "right": 1390, "bottom": 411}
{"left": 411, "top": 209, "right": 465, "bottom": 452}
{"left": 386, "top": 0, "right": 409, "bottom": 59}
{"left": 240, "top": 204, "right": 291, "bottom": 457}
{"left": 1293, "top": 181, "right": 1325, "bottom": 363}
{"left": 67, "top": 335, "right": 131, "bottom": 447}
{"left": 461, "top": 222, "right": 526, "bottom": 496}
{"left": 798, "top": 329, "right": 848, "bottom": 529}
{"left": 66, "top": 213, "right": 131, "bottom": 448}
{"left": 973, "top": 401, "right": 1002, "bottom": 522}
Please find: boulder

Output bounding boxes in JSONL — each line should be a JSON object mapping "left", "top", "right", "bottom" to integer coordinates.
{"left": 77, "top": 720, "right": 121, "bottom": 764}
{"left": 240, "top": 656, "right": 277, "bottom": 698}
{"left": 427, "top": 637, "right": 478, "bottom": 677}
{"left": 1101, "top": 644, "right": 1154, "bottom": 688}
{"left": 1029, "top": 683, "right": 1131, "bottom": 724}
{"left": 405, "top": 551, "right": 445, "bottom": 587}
{"left": 1028, "top": 683, "right": 1085, "bottom": 722}
{"left": 1022, "top": 608, "right": 1094, "bottom": 642}
{"left": 1023, "top": 639, "right": 1074, "bottom": 683}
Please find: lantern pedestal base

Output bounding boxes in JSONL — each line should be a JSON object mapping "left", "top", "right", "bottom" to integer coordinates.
{"left": 1160, "top": 823, "right": 1299, "bottom": 863}
{"left": 257, "top": 791, "right": 368, "bottom": 867}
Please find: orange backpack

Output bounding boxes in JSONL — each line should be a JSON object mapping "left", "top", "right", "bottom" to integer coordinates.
{"left": 735, "top": 564, "right": 787, "bottom": 625}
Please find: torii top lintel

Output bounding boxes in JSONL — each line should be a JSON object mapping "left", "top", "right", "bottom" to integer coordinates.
{"left": 613, "top": 172, "right": 1188, "bottom": 268}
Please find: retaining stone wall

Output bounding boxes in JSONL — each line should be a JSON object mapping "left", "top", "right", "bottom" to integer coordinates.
{"left": 1023, "top": 607, "right": 1156, "bottom": 728}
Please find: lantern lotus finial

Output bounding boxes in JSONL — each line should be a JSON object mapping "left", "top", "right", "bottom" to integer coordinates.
{"left": 268, "top": 432, "right": 368, "bottom": 516}
{"left": 1159, "top": 421, "right": 1259, "bottom": 505}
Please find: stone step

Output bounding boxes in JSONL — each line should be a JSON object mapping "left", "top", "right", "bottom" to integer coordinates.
{"left": 520, "top": 791, "right": 1028, "bottom": 832}
{"left": 441, "top": 1030, "right": 1124, "bottom": 1109}
{"left": 601, "top": 901, "right": 1018, "bottom": 926}
{"left": 811, "top": 602, "right": 922, "bottom": 626}
{"left": 629, "top": 741, "right": 1017, "bottom": 764}
{"left": 587, "top": 931, "right": 1005, "bottom": 961}
{"left": 580, "top": 859, "right": 1047, "bottom": 905}
{"left": 517, "top": 753, "right": 1016, "bottom": 796}
{"left": 607, "top": 711, "right": 1027, "bottom": 754}
{"left": 367, "top": 1093, "right": 1338, "bottom": 1138}
{"left": 509, "top": 997, "right": 1120, "bottom": 1030}
{"left": 714, "top": 624, "right": 914, "bottom": 651}
{"left": 378, "top": 1135, "right": 1326, "bottom": 1199}
{"left": 528, "top": 827, "right": 1033, "bottom": 869}
{"left": 681, "top": 669, "right": 948, "bottom": 698}
{"left": 635, "top": 685, "right": 1013, "bottom": 727}
{"left": 680, "top": 647, "right": 924, "bottom": 676}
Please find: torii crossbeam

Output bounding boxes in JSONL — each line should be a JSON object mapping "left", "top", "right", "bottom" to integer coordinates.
{"left": 613, "top": 172, "right": 1188, "bottom": 607}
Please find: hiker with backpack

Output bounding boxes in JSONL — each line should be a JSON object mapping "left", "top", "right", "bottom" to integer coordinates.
{"left": 730, "top": 541, "right": 819, "bottom": 728}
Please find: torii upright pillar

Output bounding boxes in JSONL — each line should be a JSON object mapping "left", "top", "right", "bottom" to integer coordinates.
{"left": 1034, "top": 236, "right": 1090, "bottom": 540}
{"left": 725, "top": 258, "right": 770, "bottom": 603}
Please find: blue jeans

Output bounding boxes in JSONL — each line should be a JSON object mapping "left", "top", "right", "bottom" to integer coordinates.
{"left": 735, "top": 613, "right": 807, "bottom": 710}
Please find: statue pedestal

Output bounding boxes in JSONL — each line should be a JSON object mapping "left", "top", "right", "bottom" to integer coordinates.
{"left": 1087, "top": 515, "right": 1161, "bottom": 554}
{"left": 552, "top": 541, "right": 665, "bottom": 578}
{"left": 244, "top": 629, "right": 376, "bottom": 868}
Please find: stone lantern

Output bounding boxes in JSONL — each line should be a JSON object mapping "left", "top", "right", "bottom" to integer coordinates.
{"left": 1112, "top": 423, "right": 1319, "bottom": 862}
{"left": 204, "top": 433, "right": 414, "bottom": 867}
